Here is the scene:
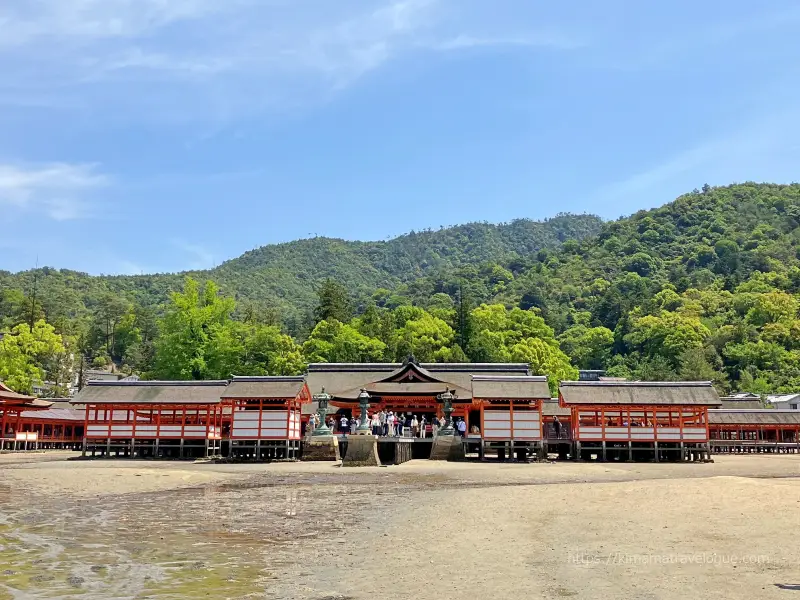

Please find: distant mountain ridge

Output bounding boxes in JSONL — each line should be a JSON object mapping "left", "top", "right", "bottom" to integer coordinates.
{"left": 7, "top": 182, "right": 800, "bottom": 395}
{"left": 0, "top": 213, "right": 604, "bottom": 329}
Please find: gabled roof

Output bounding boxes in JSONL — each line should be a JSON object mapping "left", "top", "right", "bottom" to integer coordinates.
{"left": 559, "top": 381, "right": 722, "bottom": 406}
{"left": 720, "top": 399, "right": 768, "bottom": 410}
{"left": 542, "top": 398, "right": 571, "bottom": 417}
{"left": 709, "top": 410, "right": 800, "bottom": 425}
{"left": 471, "top": 375, "right": 551, "bottom": 400}
{"left": 0, "top": 381, "right": 37, "bottom": 403}
{"left": 222, "top": 376, "right": 306, "bottom": 400}
{"left": 19, "top": 407, "right": 85, "bottom": 421}
{"left": 374, "top": 362, "right": 441, "bottom": 384}
{"left": 305, "top": 362, "right": 530, "bottom": 399}
{"left": 305, "top": 363, "right": 397, "bottom": 397}
{"left": 71, "top": 380, "right": 228, "bottom": 405}
{"left": 335, "top": 381, "right": 470, "bottom": 401}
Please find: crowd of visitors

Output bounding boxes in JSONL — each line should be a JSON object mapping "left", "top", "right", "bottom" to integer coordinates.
{"left": 306, "top": 411, "right": 474, "bottom": 438}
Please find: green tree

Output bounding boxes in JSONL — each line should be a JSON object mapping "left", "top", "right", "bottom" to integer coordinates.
{"left": 313, "top": 279, "right": 352, "bottom": 324}
{"left": 625, "top": 312, "right": 710, "bottom": 364}
{"left": 508, "top": 337, "right": 577, "bottom": 395}
{"left": 91, "top": 292, "right": 132, "bottom": 361}
{"left": 391, "top": 306, "right": 455, "bottom": 362}
{"left": 0, "top": 320, "right": 66, "bottom": 394}
{"left": 558, "top": 325, "right": 614, "bottom": 369}
{"left": 240, "top": 323, "right": 305, "bottom": 375}
{"left": 678, "top": 347, "right": 727, "bottom": 391}
{"left": 150, "top": 278, "right": 237, "bottom": 380}
{"left": 634, "top": 355, "right": 677, "bottom": 381}
{"left": 745, "top": 291, "right": 798, "bottom": 326}
{"left": 303, "top": 320, "right": 386, "bottom": 363}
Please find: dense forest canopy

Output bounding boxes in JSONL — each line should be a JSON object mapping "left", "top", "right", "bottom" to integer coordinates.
{"left": 0, "top": 214, "right": 602, "bottom": 336}
{"left": 3, "top": 182, "right": 800, "bottom": 396}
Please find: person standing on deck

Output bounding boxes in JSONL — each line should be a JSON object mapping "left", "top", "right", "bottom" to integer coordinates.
{"left": 379, "top": 410, "right": 387, "bottom": 436}
{"left": 432, "top": 416, "right": 439, "bottom": 438}
{"left": 340, "top": 415, "right": 349, "bottom": 435}
{"left": 457, "top": 418, "right": 467, "bottom": 437}
{"left": 371, "top": 413, "right": 381, "bottom": 435}
{"left": 397, "top": 414, "right": 404, "bottom": 437}
{"left": 411, "top": 415, "right": 419, "bottom": 437}
{"left": 387, "top": 412, "right": 395, "bottom": 437}
{"left": 553, "top": 416, "right": 561, "bottom": 439}
{"left": 350, "top": 415, "right": 357, "bottom": 435}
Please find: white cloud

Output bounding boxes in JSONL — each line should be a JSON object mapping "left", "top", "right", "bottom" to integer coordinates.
{"left": 0, "top": 0, "right": 584, "bottom": 119}
{"left": 433, "top": 32, "right": 584, "bottom": 52}
{"left": 0, "top": 0, "right": 234, "bottom": 47}
{"left": 0, "top": 163, "right": 110, "bottom": 220}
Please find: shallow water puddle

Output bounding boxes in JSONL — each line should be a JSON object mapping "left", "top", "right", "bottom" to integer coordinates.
{"left": 0, "top": 482, "right": 330, "bottom": 599}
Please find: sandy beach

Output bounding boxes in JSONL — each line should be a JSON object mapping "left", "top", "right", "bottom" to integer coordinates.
{"left": 1, "top": 453, "right": 799, "bottom": 599}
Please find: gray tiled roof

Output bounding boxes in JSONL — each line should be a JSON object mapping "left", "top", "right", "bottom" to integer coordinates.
{"left": 559, "top": 381, "right": 722, "bottom": 406}
{"left": 222, "top": 376, "right": 305, "bottom": 399}
{"left": 305, "top": 362, "right": 530, "bottom": 399}
{"left": 471, "top": 375, "right": 551, "bottom": 400}
{"left": 708, "top": 410, "right": 800, "bottom": 425}
{"left": 71, "top": 380, "right": 228, "bottom": 405}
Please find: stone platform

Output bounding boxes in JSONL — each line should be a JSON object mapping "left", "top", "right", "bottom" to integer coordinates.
{"left": 342, "top": 435, "right": 381, "bottom": 467}
{"left": 302, "top": 435, "right": 341, "bottom": 461}
{"left": 429, "top": 435, "right": 465, "bottom": 461}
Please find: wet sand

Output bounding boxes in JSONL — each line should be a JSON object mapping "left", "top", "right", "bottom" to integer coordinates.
{"left": 1, "top": 453, "right": 799, "bottom": 599}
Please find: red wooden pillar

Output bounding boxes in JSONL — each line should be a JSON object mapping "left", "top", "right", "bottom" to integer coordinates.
{"left": 600, "top": 407, "right": 606, "bottom": 440}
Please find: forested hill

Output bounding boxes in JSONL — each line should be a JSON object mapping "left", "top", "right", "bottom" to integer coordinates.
{"left": 5, "top": 182, "right": 800, "bottom": 396}
{"left": 0, "top": 213, "right": 602, "bottom": 331}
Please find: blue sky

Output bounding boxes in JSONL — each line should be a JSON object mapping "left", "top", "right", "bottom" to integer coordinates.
{"left": 1, "top": 0, "right": 800, "bottom": 275}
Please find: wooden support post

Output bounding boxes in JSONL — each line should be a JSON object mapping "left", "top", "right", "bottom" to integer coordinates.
{"left": 0, "top": 410, "right": 7, "bottom": 450}
{"left": 601, "top": 441, "right": 607, "bottom": 462}
{"left": 628, "top": 441, "right": 633, "bottom": 462}
{"left": 179, "top": 438, "right": 184, "bottom": 459}
{"left": 654, "top": 441, "right": 659, "bottom": 463}
{"left": 575, "top": 440, "right": 582, "bottom": 461}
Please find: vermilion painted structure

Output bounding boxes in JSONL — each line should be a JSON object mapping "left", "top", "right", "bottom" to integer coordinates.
{"left": 13, "top": 402, "right": 85, "bottom": 449}
{"left": 709, "top": 410, "right": 800, "bottom": 453}
{"left": 306, "top": 359, "right": 551, "bottom": 459}
{"left": 471, "top": 375, "right": 550, "bottom": 459}
{"left": 29, "top": 366, "right": 799, "bottom": 465}
{"left": 0, "top": 382, "right": 54, "bottom": 450}
{"left": 220, "top": 376, "right": 311, "bottom": 459}
{"left": 73, "top": 380, "right": 227, "bottom": 458}
{"left": 559, "top": 381, "right": 722, "bottom": 461}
